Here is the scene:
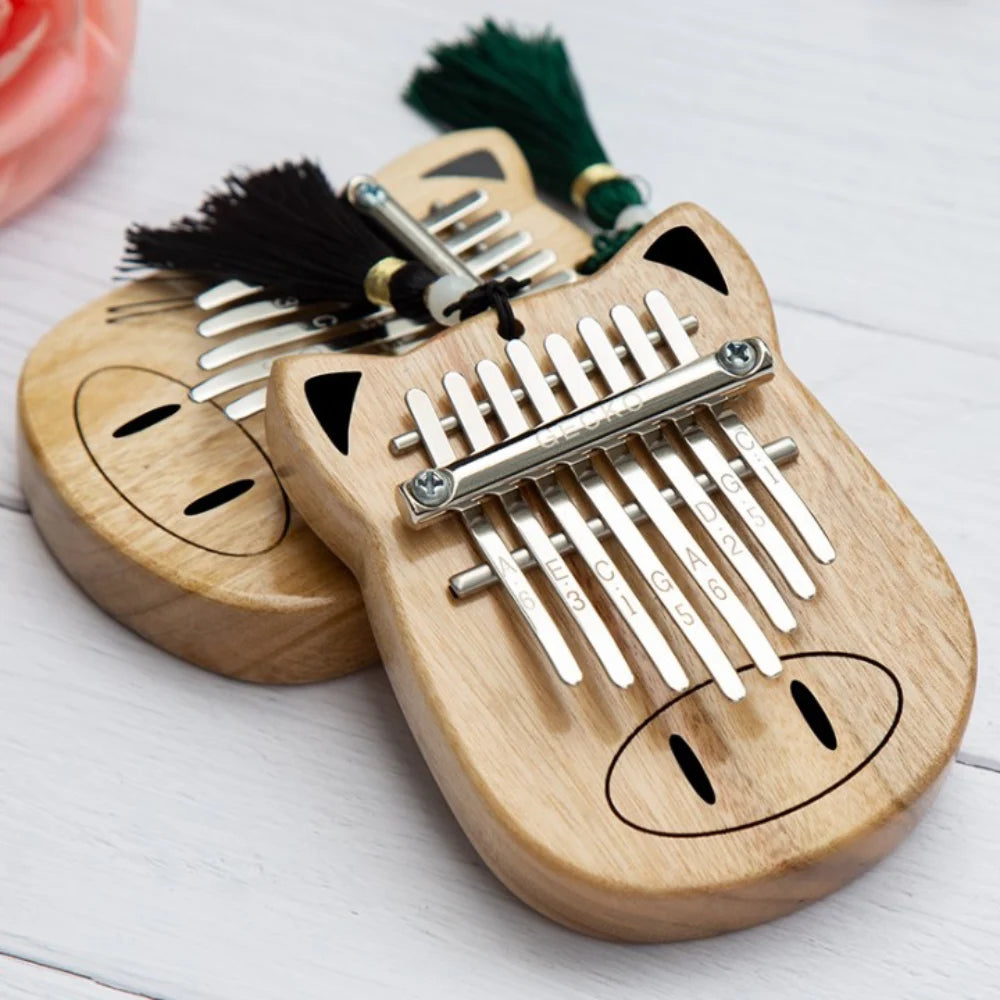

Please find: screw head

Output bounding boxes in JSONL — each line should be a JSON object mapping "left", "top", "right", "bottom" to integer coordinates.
{"left": 410, "top": 468, "right": 453, "bottom": 508}
{"left": 354, "top": 180, "right": 387, "bottom": 208}
{"left": 717, "top": 340, "right": 758, "bottom": 375}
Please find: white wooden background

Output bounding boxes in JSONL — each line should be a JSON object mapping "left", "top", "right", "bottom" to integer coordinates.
{"left": 1, "top": 1, "right": 998, "bottom": 997}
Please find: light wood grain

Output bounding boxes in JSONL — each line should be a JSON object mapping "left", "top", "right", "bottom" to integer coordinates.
{"left": 16, "top": 129, "right": 591, "bottom": 683}
{"left": 265, "top": 204, "right": 975, "bottom": 939}
{"left": 0, "top": 508, "right": 994, "bottom": 999}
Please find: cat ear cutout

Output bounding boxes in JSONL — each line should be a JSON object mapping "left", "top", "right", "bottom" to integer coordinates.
{"left": 420, "top": 149, "right": 505, "bottom": 181}
{"left": 643, "top": 226, "right": 729, "bottom": 295}
{"left": 304, "top": 372, "right": 362, "bottom": 457}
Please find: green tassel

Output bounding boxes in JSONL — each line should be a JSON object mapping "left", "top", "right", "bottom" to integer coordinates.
{"left": 576, "top": 223, "right": 642, "bottom": 276}
{"left": 584, "top": 177, "right": 643, "bottom": 231}
{"left": 405, "top": 19, "right": 647, "bottom": 264}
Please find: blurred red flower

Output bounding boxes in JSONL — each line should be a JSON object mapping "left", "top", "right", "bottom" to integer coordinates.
{"left": 0, "top": 0, "right": 135, "bottom": 224}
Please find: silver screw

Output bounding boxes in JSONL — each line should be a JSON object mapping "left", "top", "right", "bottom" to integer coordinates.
{"left": 354, "top": 180, "right": 387, "bottom": 208}
{"left": 717, "top": 340, "right": 758, "bottom": 375}
{"left": 409, "top": 468, "right": 453, "bottom": 508}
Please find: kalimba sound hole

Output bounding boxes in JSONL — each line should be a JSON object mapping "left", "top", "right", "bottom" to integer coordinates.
{"left": 183, "top": 479, "right": 255, "bottom": 516}
{"left": 112, "top": 402, "right": 181, "bottom": 438}
{"left": 791, "top": 679, "right": 838, "bottom": 750}
{"left": 669, "top": 734, "right": 716, "bottom": 805}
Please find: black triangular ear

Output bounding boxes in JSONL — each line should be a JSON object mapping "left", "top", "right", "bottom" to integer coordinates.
{"left": 304, "top": 372, "right": 362, "bottom": 456}
{"left": 642, "top": 226, "right": 729, "bottom": 295}
{"left": 420, "top": 148, "right": 506, "bottom": 181}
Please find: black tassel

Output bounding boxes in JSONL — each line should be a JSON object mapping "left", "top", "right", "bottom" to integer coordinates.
{"left": 122, "top": 158, "right": 530, "bottom": 337}
{"left": 121, "top": 160, "right": 433, "bottom": 313}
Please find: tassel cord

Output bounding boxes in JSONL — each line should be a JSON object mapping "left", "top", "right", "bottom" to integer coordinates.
{"left": 444, "top": 277, "right": 528, "bottom": 341}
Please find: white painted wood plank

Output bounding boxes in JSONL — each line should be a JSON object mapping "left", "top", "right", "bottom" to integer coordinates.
{"left": 1, "top": 0, "right": 998, "bottom": 498}
{"left": 0, "top": 508, "right": 998, "bottom": 1000}
{"left": 0, "top": 955, "right": 150, "bottom": 1000}
{"left": 776, "top": 304, "right": 1000, "bottom": 764}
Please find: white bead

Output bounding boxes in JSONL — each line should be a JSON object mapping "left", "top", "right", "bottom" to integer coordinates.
{"left": 614, "top": 203, "right": 653, "bottom": 231}
{"left": 426, "top": 274, "right": 478, "bottom": 326}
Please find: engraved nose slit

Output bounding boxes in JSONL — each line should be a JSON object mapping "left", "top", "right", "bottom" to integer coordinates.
{"left": 392, "top": 288, "right": 835, "bottom": 702}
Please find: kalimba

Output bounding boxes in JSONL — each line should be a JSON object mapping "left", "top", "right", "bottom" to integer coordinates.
{"left": 264, "top": 202, "right": 976, "bottom": 939}
{"left": 17, "top": 129, "right": 589, "bottom": 682}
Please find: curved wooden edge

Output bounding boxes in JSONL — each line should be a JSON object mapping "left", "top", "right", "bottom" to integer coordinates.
{"left": 16, "top": 129, "right": 591, "bottom": 683}
{"left": 17, "top": 403, "right": 377, "bottom": 684}
{"left": 440, "top": 736, "right": 951, "bottom": 941}
{"left": 265, "top": 202, "right": 976, "bottom": 937}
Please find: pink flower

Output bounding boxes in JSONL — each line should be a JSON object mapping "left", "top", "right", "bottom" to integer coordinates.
{"left": 0, "top": 0, "right": 135, "bottom": 224}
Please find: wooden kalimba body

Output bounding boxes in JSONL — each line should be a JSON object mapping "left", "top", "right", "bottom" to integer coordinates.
{"left": 264, "top": 203, "right": 976, "bottom": 939}
{"left": 18, "top": 129, "right": 590, "bottom": 682}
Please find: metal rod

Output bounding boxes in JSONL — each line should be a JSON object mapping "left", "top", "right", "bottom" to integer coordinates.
{"left": 389, "top": 315, "right": 699, "bottom": 455}
{"left": 449, "top": 436, "right": 798, "bottom": 598}
{"left": 346, "top": 175, "right": 477, "bottom": 281}
{"left": 399, "top": 340, "right": 773, "bottom": 526}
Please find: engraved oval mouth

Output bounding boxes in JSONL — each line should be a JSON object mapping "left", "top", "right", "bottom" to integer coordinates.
{"left": 605, "top": 652, "right": 902, "bottom": 838}
{"left": 75, "top": 366, "right": 289, "bottom": 556}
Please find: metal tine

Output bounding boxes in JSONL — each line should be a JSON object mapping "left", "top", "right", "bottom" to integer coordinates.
{"left": 195, "top": 359, "right": 275, "bottom": 406}
{"left": 192, "top": 341, "right": 334, "bottom": 405}
{"left": 478, "top": 358, "right": 687, "bottom": 693}
{"left": 203, "top": 270, "right": 557, "bottom": 416}
{"left": 196, "top": 236, "right": 541, "bottom": 374}
{"left": 449, "top": 438, "right": 800, "bottom": 597}
{"left": 421, "top": 189, "right": 489, "bottom": 232}
{"left": 199, "top": 307, "right": 429, "bottom": 375}
{"left": 390, "top": 314, "right": 700, "bottom": 455}
{"left": 199, "top": 296, "right": 302, "bottom": 338}
{"left": 225, "top": 385, "right": 267, "bottom": 422}
{"left": 596, "top": 311, "right": 797, "bottom": 632}
{"left": 621, "top": 302, "right": 815, "bottom": 597}
{"left": 463, "top": 231, "right": 532, "bottom": 274}
{"left": 195, "top": 190, "right": 491, "bottom": 336}
{"left": 214, "top": 343, "right": 339, "bottom": 420}
{"left": 533, "top": 336, "right": 748, "bottom": 701}
{"left": 499, "top": 249, "right": 555, "bottom": 282}
{"left": 218, "top": 271, "right": 577, "bottom": 422}
{"left": 646, "top": 290, "right": 835, "bottom": 566}
{"left": 636, "top": 293, "right": 832, "bottom": 584}
{"left": 604, "top": 441, "right": 783, "bottom": 683}
{"left": 521, "top": 269, "right": 576, "bottom": 294}
{"left": 443, "top": 211, "right": 509, "bottom": 255}
{"left": 202, "top": 315, "right": 426, "bottom": 411}
{"left": 406, "top": 387, "right": 582, "bottom": 687}
{"left": 198, "top": 311, "right": 340, "bottom": 371}
{"left": 442, "top": 371, "right": 632, "bottom": 688}
{"left": 195, "top": 278, "right": 261, "bottom": 312}
{"left": 205, "top": 219, "right": 572, "bottom": 420}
